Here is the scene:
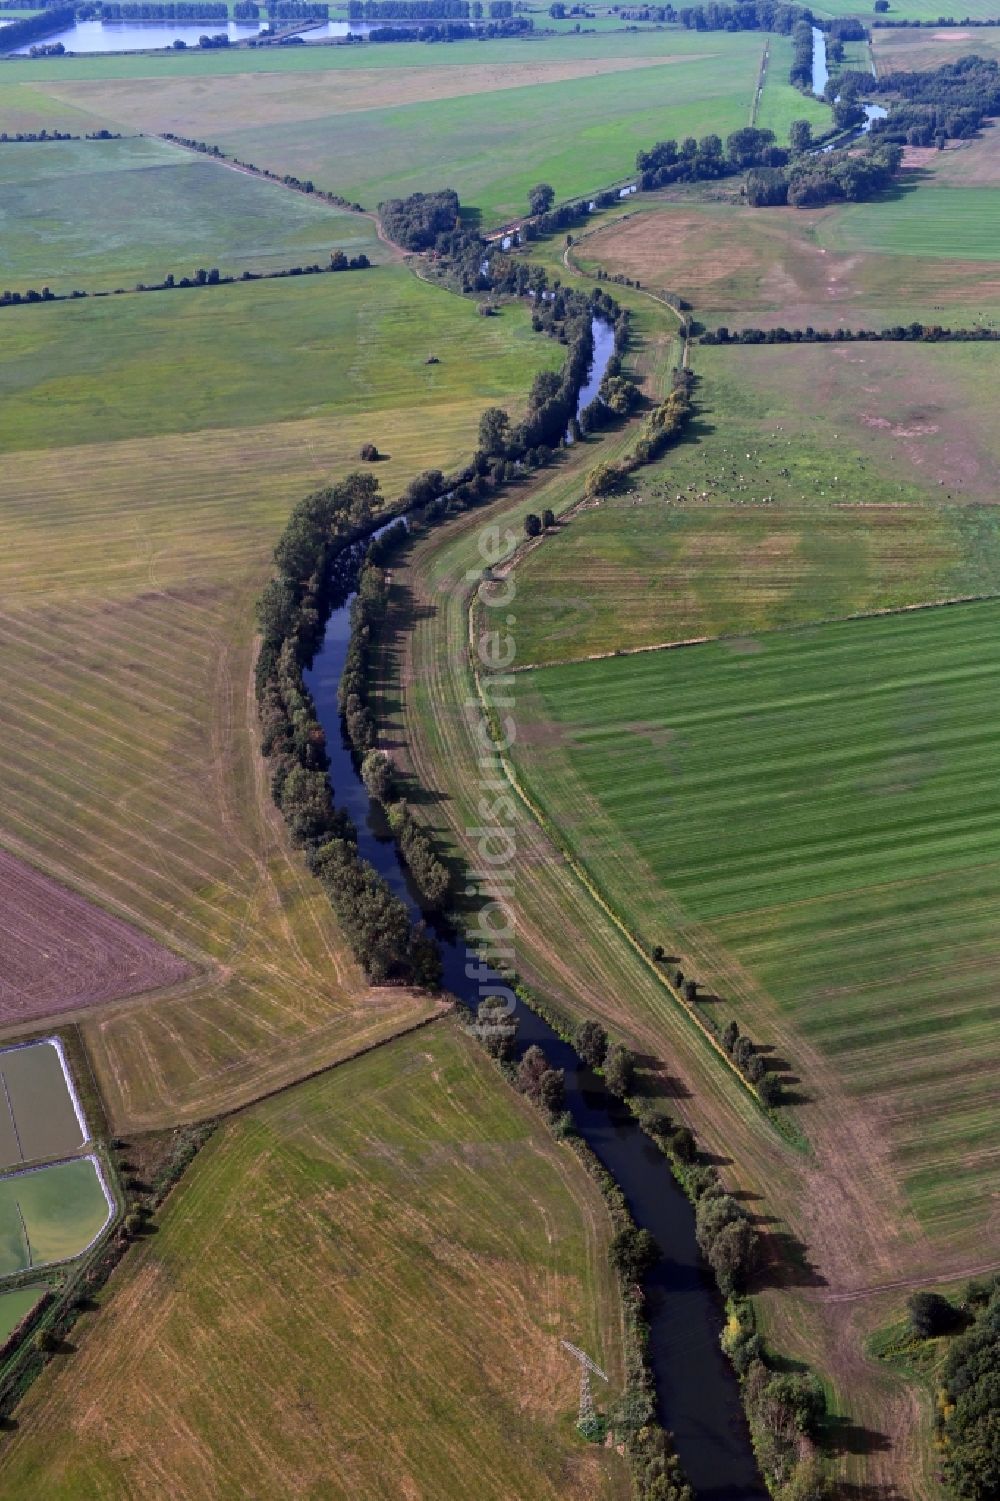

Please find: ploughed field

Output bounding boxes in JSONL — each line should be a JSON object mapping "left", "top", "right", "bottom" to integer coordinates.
{"left": 0, "top": 1024, "right": 628, "bottom": 1501}
{"left": 0, "top": 850, "right": 190, "bottom": 1029}
{"left": 513, "top": 599, "right": 1000, "bottom": 1242}
{"left": 0, "top": 265, "right": 559, "bottom": 1130}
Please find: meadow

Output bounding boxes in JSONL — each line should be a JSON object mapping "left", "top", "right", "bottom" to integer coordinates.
{"left": 512, "top": 340, "right": 1000, "bottom": 662}
{"left": 0, "top": 135, "right": 383, "bottom": 293}
{"left": 209, "top": 41, "right": 768, "bottom": 225}
{"left": 0, "top": 1024, "right": 628, "bottom": 1501}
{"left": 753, "top": 32, "right": 830, "bottom": 142}
{"left": 0, "top": 1158, "right": 111, "bottom": 1274}
{"left": 0, "top": 267, "right": 557, "bottom": 449}
{"left": 0, "top": 266, "right": 559, "bottom": 1131}
{"left": 513, "top": 599, "right": 1000, "bottom": 1241}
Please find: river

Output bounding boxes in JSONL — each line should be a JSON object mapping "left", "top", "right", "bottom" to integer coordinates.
{"left": 301, "top": 321, "right": 766, "bottom": 1496}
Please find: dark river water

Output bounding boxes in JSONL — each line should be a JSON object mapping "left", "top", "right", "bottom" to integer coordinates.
{"left": 302, "top": 324, "right": 766, "bottom": 1494}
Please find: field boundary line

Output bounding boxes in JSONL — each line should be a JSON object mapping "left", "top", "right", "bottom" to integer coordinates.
{"left": 468, "top": 594, "right": 803, "bottom": 1150}
{"left": 509, "top": 588, "right": 1000, "bottom": 676}
{"left": 214, "top": 1002, "right": 450, "bottom": 1129}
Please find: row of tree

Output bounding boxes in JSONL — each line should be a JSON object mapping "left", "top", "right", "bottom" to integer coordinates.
{"left": 160, "top": 131, "right": 365, "bottom": 210}
{"left": 704, "top": 320, "right": 1000, "bottom": 343}
{"left": 365, "top": 15, "right": 530, "bottom": 36}
{"left": 0, "top": 5, "right": 73, "bottom": 51}
{"left": 256, "top": 473, "right": 441, "bottom": 987}
{"left": 583, "top": 364, "right": 695, "bottom": 499}
{"left": 939, "top": 1275, "right": 1000, "bottom": 1499}
{"left": 348, "top": 0, "right": 512, "bottom": 15}
{"left": 0, "top": 256, "right": 367, "bottom": 312}
{"left": 338, "top": 538, "right": 454, "bottom": 913}
{"left": 0, "top": 128, "right": 120, "bottom": 143}
{"left": 635, "top": 126, "right": 787, "bottom": 190}
{"left": 84, "top": 2, "right": 229, "bottom": 16}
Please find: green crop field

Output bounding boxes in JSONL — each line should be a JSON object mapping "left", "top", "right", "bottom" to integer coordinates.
{"left": 0, "top": 267, "right": 559, "bottom": 449}
{"left": 821, "top": 182, "right": 1000, "bottom": 261}
{"left": 512, "top": 341, "right": 1000, "bottom": 664}
{"left": 0, "top": 135, "right": 383, "bottom": 293}
{"left": 0, "top": 1286, "right": 44, "bottom": 1342}
{"left": 0, "top": 1158, "right": 110, "bottom": 1274}
{"left": 513, "top": 599, "right": 1000, "bottom": 1240}
{"left": 0, "top": 1024, "right": 628, "bottom": 1501}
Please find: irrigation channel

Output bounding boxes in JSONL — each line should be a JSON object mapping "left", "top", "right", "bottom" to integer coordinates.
{"left": 304, "top": 320, "right": 766, "bottom": 1499}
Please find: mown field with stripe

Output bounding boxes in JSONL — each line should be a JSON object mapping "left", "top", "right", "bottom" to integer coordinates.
{"left": 0, "top": 269, "right": 558, "bottom": 1130}
{"left": 514, "top": 599, "right": 1000, "bottom": 1239}
{"left": 0, "top": 1024, "right": 628, "bottom": 1501}
{"left": 0, "top": 135, "right": 383, "bottom": 294}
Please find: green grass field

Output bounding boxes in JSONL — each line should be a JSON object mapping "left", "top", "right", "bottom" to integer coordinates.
{"left": 0, "top": 1158, "right": 110, "bottom": 1274}
{"left": 211, "top": 40, "right": 765, "bottom": 224}
{"left": 512, "top": 341, "right": 1000, "bottom": 663}
{"left": 754, "top": 33, "right": 831, "bottom": 141}
{"left": 0, "top": 1024, "right": 628, "bottom": 1501}
{"left": 821, "top": 182, "right": 1000, "bottom": 261}
{"left": 0, "top": 135, "right": 382, "bottom": 292}
{"left": 0, "top": 1286, "right": 44, "bottom": 1342}
{"left": 0, "top": 267, "right": 559, "bottom": 449}
{"left": 514, "top": 599, "right": 1000, "bottom": 1238}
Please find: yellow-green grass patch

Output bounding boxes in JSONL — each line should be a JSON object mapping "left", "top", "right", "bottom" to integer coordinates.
{"left": 513, "top": 599, "right": 1000, "bottom": 1239}
{"left": 0, "top": 1158, "right": 110, "bottom": 1274}
{"left": 0, "top": 1023, "right": 628, "bottom": 1501}
{"left": 0, "top": 266, "right": 560, "bottom": 449}
{"left": 0, "top": 134, "right": 383, "bottom": 293}
{"left": 0, "top": 1285, "right": 45, "bottom": 1342}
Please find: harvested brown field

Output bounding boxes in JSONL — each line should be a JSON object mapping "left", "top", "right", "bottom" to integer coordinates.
{"left": 0, "top": 1023, "right": 628, "bottom": 1501}
{"left": 0, "top": 849, "right": 190, "bottom": 1027}
{"left": 873, "top": 24, "right": 1000, "bottom": 72}
{"left": 574, "top": 196, "right": 1000, "bottom": 326}
{"left": 39, "top": 52, "right": 710, "bottom": 135}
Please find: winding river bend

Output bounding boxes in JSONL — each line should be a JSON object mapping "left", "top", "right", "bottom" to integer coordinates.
{"left": 302, "top": 321, "right": 766, "bottom": 1497}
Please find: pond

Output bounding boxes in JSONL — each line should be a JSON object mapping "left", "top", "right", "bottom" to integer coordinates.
{"left": 9, "top": 16, "right": 267, "bottom": 52}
